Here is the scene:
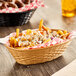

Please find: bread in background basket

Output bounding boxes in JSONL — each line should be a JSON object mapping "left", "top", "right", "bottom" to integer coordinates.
{"left": 0, "top": 19, "right": 76, "bottom": 65}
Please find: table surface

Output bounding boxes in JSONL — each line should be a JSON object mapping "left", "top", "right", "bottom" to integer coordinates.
{"left": 0, "top": 0, "right": 76, "bottom": 76}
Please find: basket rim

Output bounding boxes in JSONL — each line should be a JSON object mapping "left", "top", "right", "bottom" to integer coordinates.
{"left": 0, "top": 8, "right": 36, "bottom": 14}
{"left": 5, "top": 28, "right": 72, "bottom": 51}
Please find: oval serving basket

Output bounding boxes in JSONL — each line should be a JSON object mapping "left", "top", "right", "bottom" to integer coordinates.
{"left": 4, "top": 29, "right": 71, "bottom": 65}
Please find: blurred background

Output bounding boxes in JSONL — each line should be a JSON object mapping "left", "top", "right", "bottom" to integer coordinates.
{"left": 30, "top": 0, "right": 76, "bottom": 30}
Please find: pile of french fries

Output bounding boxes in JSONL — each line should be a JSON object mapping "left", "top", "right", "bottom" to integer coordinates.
{"left": 9, "top": 19, "right": 69, "bottom": 49}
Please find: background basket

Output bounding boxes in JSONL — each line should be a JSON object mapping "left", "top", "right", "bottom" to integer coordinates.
{"left": 5, "top": 39, "right": 71, "bottom": 65}
{"left": 0, "top": 8, "right": 36, "bottom": 26}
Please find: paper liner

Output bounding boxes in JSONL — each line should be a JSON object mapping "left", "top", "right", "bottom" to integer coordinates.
{"left": 2, "top": 29, "right": 76, "bottom": 50}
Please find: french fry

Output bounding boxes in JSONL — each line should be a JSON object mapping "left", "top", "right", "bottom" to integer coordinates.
{"left": 61, "top": 33, "right": 70, "bottom": 39}
{"left": 42, "top": 25, "right": 47, "bottom": 31}
{"left": 9, "top": 37, "right": 14, "bottom": 47}
{"left": 63, "top": 30, "right": 67, "bottom": 34}
{"left": 40, "top": 31, "right": 44, "bottom": 35}
{"left": 16, "top": 28, "right": 19, "bottom": 38}
{"left": 14, "top": 39, "right": 18, "bottom": 47}
{"left": 42, "top": 25, "right": 51, "bottom": 32}
{"left": 19, "top": 33, "right": 22, "bottom": 36}
{"left": 44, "top": 39, "right": 51, "bottom": 43}
{"left": 66, "top": 33, "right": 70, "bottom": 39}
{"left": 39, "top": 19, "right": 43, "bottom": 31}
{"left": 28, "top": 38, "right": 32, "bottom": 41}
{"left": 26, "top": 29, "right": 32, "bottom": 35}
{"left": 21, "top": 37, "right": 27, "bottom": 41}
{"left": 57, "top": 30, "right": 64, "bottom": 35}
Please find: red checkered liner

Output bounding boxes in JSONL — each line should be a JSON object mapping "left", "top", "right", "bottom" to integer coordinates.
{"left": 0, "top": 0, "right": 44, "bottom": 13}
{"left": 3, "top": 30, "right": 76, "bottom": 49}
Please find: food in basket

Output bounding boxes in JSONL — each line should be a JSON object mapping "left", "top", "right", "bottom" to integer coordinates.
{"left": 3, "top": 19, "right": 76, "bottom": 65}
{"left": 8, "top": 19, "right": 70, "bottom": 49}
{"left": 0, "top": 0, "right": 33, "bottom": 9}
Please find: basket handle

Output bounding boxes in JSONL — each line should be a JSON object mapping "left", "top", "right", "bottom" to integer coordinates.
{"left": 0, "top": 36, "right": 9, "bottom": 44}
{"left": 0, "top": 38, "right": 6, "bottom": 44}
{"left": 69, "top": 30, "right": 76, "bottom": 39}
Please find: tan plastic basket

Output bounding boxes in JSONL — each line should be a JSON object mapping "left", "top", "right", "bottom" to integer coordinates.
{"left": 5, "top": 29, "right": 71, "bottom": 65}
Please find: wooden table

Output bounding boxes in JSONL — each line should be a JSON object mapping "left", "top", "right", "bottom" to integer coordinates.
{"left": 0, "top": 0, "right": 76, "bottom": 76}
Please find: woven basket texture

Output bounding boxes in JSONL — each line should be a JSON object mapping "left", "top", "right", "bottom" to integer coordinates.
{"left": 5, "top": 38, "right": 71, "bottom": 65}
{"left": 0, "top": 9, "right": 36, "bottom": 26}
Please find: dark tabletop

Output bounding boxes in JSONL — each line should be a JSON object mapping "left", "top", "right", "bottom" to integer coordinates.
{"left": 0, "top": 0, "right": 76, "bottom": 76}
